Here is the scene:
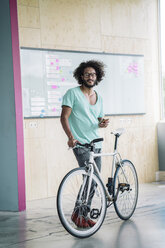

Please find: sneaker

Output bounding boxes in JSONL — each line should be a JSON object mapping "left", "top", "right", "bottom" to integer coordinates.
{"left": 71, "top": 211, "right": 89, "bottom": 228}
{"left": 76, "top": 216, "right": 89, "bottom": 228}
{"left": 71, "top": 210, "right": 78, "bottom": 223}
{"left": 87, "top": 218, "right": 96, "bottom": 227}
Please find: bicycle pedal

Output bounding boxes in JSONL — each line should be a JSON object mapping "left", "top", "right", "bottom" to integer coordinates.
{"left": 90, "top": 208, "right": 100, "bottom": 219}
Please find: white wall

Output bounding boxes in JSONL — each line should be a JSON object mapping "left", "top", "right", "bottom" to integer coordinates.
{"left": 17, "top": 0, "right": 160, "bottom": 200}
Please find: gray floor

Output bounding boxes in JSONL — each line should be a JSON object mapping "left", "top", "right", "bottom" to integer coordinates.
{"left": 0, "top": 183, "right": 165, "bottom": 248}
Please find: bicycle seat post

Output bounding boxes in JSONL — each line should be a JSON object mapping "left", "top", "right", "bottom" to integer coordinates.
{"left": 114, "top": 134, "right": 119, "bottom": 151}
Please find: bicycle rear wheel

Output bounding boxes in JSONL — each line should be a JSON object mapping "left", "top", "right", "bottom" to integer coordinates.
{"left": 113, "top": 160, "right": 138, "bottom": 220}
{"left": 57, "top": 167, "right": 107, "bottom": 238}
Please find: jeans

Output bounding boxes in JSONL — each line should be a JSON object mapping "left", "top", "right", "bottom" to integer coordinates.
{"left": 73, "top": 147, "right": 101, "bottom": 211}
{"left": 73, "top": 147, "right": 101, "bottom": 172}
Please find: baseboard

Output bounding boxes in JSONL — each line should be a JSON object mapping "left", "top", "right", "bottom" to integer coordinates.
{"left": 156, "top": 171, "right": 165, "bottom": 181}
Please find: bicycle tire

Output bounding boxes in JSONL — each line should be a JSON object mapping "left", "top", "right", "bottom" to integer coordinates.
{"left": 113, "top": 160, "right": 138, "bottom": 220}
{"left": 57, "top": 167, "right": 107, "bottom": 238}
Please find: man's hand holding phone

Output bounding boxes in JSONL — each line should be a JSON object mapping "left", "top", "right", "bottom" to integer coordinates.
{"left": 99, "top": 118, "right": 109, "bottom": 128}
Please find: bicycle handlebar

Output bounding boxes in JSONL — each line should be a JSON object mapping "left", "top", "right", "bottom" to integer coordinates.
{"left": 75, "top": 138, "right": 104, "bottom": 149}
{"left": 70, "top": 129, "right": 125, "bottom": 151}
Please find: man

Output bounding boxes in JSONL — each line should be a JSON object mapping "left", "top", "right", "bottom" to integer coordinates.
{"left": 60, "top": 60, "right": 109, "bottom": 228}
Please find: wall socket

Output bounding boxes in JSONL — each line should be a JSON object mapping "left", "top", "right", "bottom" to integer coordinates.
{"left": 29, "top": 121, "right": 38, "bottom": 128}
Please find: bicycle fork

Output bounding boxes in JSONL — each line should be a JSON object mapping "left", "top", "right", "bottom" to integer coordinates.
{"left": 77, "top": 163, "right": 94, "bottom": 206}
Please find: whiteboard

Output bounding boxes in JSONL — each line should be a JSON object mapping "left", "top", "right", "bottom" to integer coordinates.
{"left": 20, "top": 48, "right": 145, "bottom": 118}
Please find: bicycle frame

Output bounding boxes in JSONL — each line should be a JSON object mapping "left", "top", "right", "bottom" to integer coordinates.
{"left": 75, "top": 129, "right": 127, "bottom": 204}
{"left": 81, "top": 148, "right": 122, "bottom": 203}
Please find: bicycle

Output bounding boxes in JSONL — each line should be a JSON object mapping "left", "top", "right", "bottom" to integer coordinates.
{"left": 57, "top": 128, "right": 138, "bottom": 238}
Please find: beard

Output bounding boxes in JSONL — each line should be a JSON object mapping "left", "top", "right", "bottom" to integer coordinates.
{"left": 82, "top": 79, "right": 97, "bottom": 88}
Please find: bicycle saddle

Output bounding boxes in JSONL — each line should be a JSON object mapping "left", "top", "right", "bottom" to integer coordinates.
{"left": 111, "top": 128, "right": 125, "bottom": 137}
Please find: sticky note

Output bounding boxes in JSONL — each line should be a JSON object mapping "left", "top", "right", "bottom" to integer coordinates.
{"left": 52, "top": 85, "right": 58, "bottom": 89}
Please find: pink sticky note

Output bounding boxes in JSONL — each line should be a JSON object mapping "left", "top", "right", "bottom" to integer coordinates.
{"left": 127, "top": 66, "right": 132, "bottom": 73}
{"left": 56, "top": 59, "right": 59, "bottom": 63}
{"left": 62, "top": 78, "right": 65, "bottom": 82}
{"left": 51, "top": 62, "right": 54, "bottom": 65}
{"left": 56, "top": 66, "right": 59, "bottom": 70}
{"left": 52, "top": 85, "right": 58, "bottom": 89}
{"left": 52, "top": 108, "right": 56, "bottom": 112}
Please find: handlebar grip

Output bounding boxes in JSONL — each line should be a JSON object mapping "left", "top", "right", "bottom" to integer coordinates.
{"left": 91, "top": 138, "right": 104, "bottom": 143}
{"left": 76, "top": 138, "right": 104, "bottom": 147}
{"left": 76, "top": 142, "right": 85, "bottom": 147}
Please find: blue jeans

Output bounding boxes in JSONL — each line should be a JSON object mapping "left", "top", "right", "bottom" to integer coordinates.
{"left": 73, "top": 147, "right": 101, "bottom": 172}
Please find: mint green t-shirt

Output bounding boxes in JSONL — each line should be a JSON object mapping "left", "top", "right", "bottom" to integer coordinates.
{"left": 62, "top": 86, "right": 104, "bottom": 148}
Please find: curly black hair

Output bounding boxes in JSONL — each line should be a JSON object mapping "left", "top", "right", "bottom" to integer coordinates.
{"left": 73, "top": 60, "right": 105, "bottom": 85}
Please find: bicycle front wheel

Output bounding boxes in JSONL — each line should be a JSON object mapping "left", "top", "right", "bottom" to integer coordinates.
{"left": 57, "top": 167, "right": 107, "bottom": 238}
{"left": 113, "top": 160, "right": 138, "bottom": 220}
